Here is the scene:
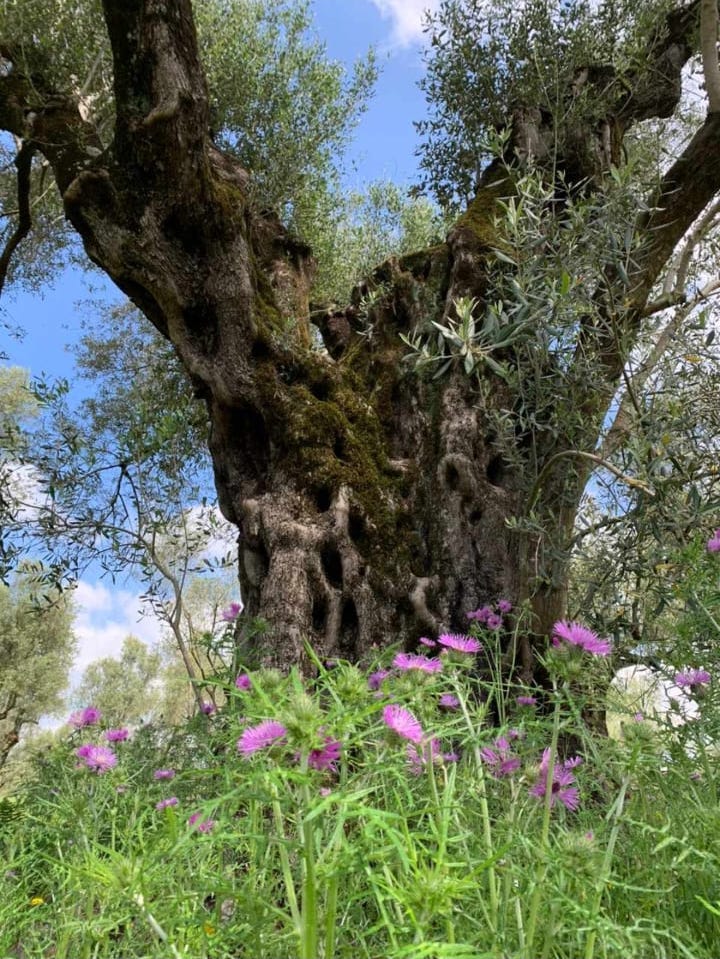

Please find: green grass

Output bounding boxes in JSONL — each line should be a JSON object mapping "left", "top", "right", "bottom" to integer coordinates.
{"left": 1, "top": 635, "right": 719, "bottom": 958}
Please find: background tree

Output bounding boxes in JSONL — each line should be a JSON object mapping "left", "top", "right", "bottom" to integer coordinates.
{"left": 1, "top": 0, "right": 719, "bottom": 683}
{"left": 0, "top": 572, "right": 76, "bottom": 769}
{"left": 73, "top": 634, "right": 163, "bottom": 728}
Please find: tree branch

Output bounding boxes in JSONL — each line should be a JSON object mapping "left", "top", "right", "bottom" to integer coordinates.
{"left": 600, "top": 277, "right": 720, "bottom": 460}
{"left": 629, "top": 113, "right": 720, "bottom": 310}
{"left": 0, "top": 140, "right": 34, "bottom": 297}
{"left": 0, "top": 46, "right": 104, "bottom": 195}
{"left": 101, "top": 0, "right": 209, "bottom": 184}
{"left": 662, "top": 196, "right": 720, "bottom": 296}
{"left": 701, "top": 0, "right": 720, "bottom": 112}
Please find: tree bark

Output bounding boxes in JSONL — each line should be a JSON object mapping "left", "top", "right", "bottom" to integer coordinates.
{"left": 1, "top": 0, "right": 719, "bottom": 679}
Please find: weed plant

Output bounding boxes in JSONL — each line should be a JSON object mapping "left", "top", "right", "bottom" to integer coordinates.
{"left": 1, "top": 603, "right": 720, "bottom": 958}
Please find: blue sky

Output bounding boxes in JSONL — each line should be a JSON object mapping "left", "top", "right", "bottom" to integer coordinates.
{"left": 2, "top": 0, "right": 441, "bottom": 691}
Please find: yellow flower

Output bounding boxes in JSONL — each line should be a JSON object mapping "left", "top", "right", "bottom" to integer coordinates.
{"left": 29, "top": 896, "right": 45, "bottom": 907}
{"left": 203, "top": 922, "right": 216, "bottom": 936}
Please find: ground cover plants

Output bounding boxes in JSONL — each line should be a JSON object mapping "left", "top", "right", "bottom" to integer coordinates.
{"left": 2, "top": 542, "right": 720, "bottom": 959}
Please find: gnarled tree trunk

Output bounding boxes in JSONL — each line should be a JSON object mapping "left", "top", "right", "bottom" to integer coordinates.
{"left": 1, "top": 0, "right": 719, "bottom": 680}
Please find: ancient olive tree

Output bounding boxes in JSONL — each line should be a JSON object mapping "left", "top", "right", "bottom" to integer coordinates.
{"left": 2, "top": 0, "right": 720, "bottom": 678}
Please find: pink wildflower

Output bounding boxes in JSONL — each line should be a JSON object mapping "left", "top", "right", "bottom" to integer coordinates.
{"left": 383, "top": 704, "right": 424, "bottom": 743}
{"left": 407, "top": 738, "right": 458, "bottom": 774}
{"left": 308, "top": 737, "right": 342, "bottom": 772}
{"left": 156, "top": 797, "right": 179, "bottom": 811}
{"left": 68, "top": 706, "right": 101, "bottom": 728}
{"left": 466, "top": 606, "right": 493, "bottom": 623}
{"left": 552, "top": 620, "right": 611, "bottom": 656}
{"left": 188, "top": 812, "right": 215, "bottom": 833}
{"left": 393, "top": 652, "right": 443, "bottom": 673}
{"left": 368, "top": 669, "right": 389, "bottom": 691}
{"left": 76, "top": 744, "right": 117, "bottom": 774}
{"left": 674, "top": 669, "right": 711, "bottom": 688}
{"left": 238, "top": 720, "right": 287, "bottom": 756}
{"left": 707, "top": 529, "right": 720, "bottom": 553}
{"left": 530, "top": 748, "right": 582, "bottom": 811}
{"left": 438, "top": 633, "right": 482, "bottom": 654}
{"left": 486, "top": 613, "right": 503, "bottom": 630}
{"left": 497, "top": 599, "right": 513, "bottom": 614}
{"left": 235, "top": 673, "right": 252, "bottom": 691}
{"left": 153, "top": 768, "right": 176, "bottom": 780}
{"left": 419, "top": 636, "right": 437, "bottom": 648}
{"left": 480, "top": 736, "right": 521, "bottom": 778}
{"left": 105, "top": 728, "right": 129, "bottom": 742}
{"left": 221, "top": 601, "right": 243, "bottom": 622}
{"left": 439, "top": 693, "right": 460, "bottom": 710}
{"left": 516, "top": 695, "right": 537, "bottom": 707}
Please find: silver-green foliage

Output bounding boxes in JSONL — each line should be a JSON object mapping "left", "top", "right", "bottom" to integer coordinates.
{"left": 417, "top": 0, "right": 675, "bottom": 207}
{"left": 312, "top": 180, "right": 452, "bottom": 304}
{"left": 0, "top": 0, "right": 377, "bottom": 290}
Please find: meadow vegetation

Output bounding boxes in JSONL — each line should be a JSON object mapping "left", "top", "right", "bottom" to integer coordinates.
{"left": 2, "top": 529, "right": 719, "bottom": 958}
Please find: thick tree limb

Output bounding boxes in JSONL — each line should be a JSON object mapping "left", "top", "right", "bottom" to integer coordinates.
{"left": 0, "top": 140, "right": 34, "bottom": 297}
{"left": 701, "top": 0, "right": 720, "bottom": 112}
{"left": 0, "top": 46, "right": 103, "bottom": 194}
{"left": 629, "top": 112, "right": 720, "bottom": 311}
{"left": 101, "top": 0, "right": 209, "bottom": 186}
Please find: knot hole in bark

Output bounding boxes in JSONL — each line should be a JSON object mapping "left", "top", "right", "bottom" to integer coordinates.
{"left": 339, "top": 598, "right": 359, "bottom": 660}
{"left": 486, "top": 454, "right": 506, "bottom": 487}
{"left": 320, "top": 543, "right": 344, "bottom": 589}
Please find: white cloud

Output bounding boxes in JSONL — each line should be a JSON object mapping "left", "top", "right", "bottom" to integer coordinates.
{"left": 367, "top": 0, "right": 440, "bottom": 47}
{"left": 0, "top": 460, "right": 50, "bottom": 524}
{"left": 70, "top": 580, "right": 164, "bottom": 683}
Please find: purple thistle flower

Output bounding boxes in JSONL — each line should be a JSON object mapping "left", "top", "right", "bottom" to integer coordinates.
{"left": 153, "top": 768, "right": 176, "bottom": 780}
{"left": 68, "top": 706, "right": 101, "bottom": 728}
{"left": 466, "top": 605, "right": 493, "bottom": 623}
{"left": 439, "top": 693, "right": 460, "bottom": 710}
{"left": 438, "top": 633, "right": 482, "bottom": 654}
{"left": 76, "top": 744, "right": 117, "bottom": 774}
{"left": 674, "top": 669, "right": 711, "bottom": 688}
{"left": 419, "top": 636, "right": 437, "bottom": 648}
{"left": 221, "top": 601, "right": 243, "bottom": 622}
{"left": 200, "top": 701, "right": 216, "bottom": 715}
{"left": 486, "top": 613, "right": 503, "bottom": 630}
{"left": 393, "top": 652, "right": 443, "bottom": 673}
{"left": 497, "top": 599, "right": 513, "bottom": 614}
{"left": 552, "top": 620, "right": 612, "bottom": 656}
{"left": 156, "top": 797, "right": 179, "bottom": 811}
{"left": 105, "top": 728, "right": 130, "bottom": 742}
{"left": 480, "top": 736, "right": 521, "bottom": 778}
{"left": 188, "top": 812, "right": 215, "bottom": 833}
{"left": 530, "top": 748, "right": 581, "bottom": 811}
{"left": 707, "top": 529, "right": 720, "bottom": 553}
{"left": 406, "top": 738, "right": 458, "bottom": 774}
{"left": 308, "top": 737, "right": 342, "bottom": 772}
{"left": 383, "top": 704, "right": 424, "bottom": 743}
{"left": 238, "top": 720, "right": 287, "bottom": 757}
{"left": 235, "top": 673, "right": 252, "bottom": 691}
{"left": 516, "top": 695, "right": 537, "bottom": 707}
{"left": 368, "top": 669, "right": 389, "bottom": 691}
